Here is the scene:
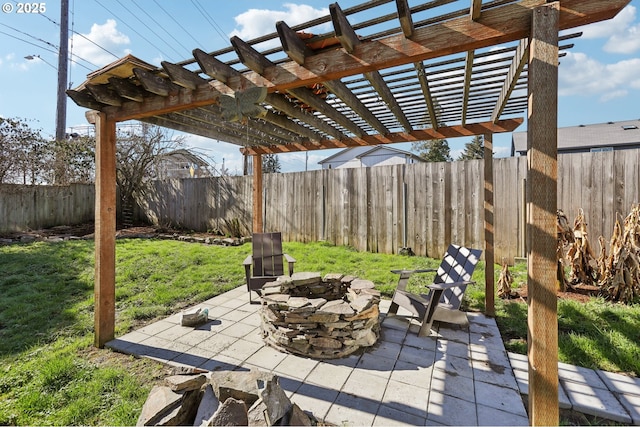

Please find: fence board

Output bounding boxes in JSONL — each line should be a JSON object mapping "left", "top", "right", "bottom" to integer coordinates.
{"left": 4, "top": 150, "right": 639, "bottom": 263}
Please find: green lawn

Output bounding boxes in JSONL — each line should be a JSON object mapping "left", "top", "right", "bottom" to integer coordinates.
{"left": 1, "top": 238, "right": 638, "bottom": 424}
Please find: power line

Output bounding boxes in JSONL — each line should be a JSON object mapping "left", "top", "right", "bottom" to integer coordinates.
{"left": 113, "top": 0, "right": 184, "bottom": 59}
{"left": 38, "top": 11, "right": 120, "bottom": 64}
{"left": 93, "top": 0, "right": 175, "bottom": 61}
{"left": 152, "top": 0, "right": 203, "bottom": 49}
{"left": 0, "top": 30, "right": 57, "bottom": 55}
{"left": 0, "top": 22, "right": 59, "bottom": 51}
{"left": 190, "top": 0, "right": 229, "bottom": 45}
{"left": 130, "top": 0, "right": 193, "bottom": 56}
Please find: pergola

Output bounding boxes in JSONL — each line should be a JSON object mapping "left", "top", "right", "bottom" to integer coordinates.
{"left": 68, "top": 1, "right": 629, "bottom": 424}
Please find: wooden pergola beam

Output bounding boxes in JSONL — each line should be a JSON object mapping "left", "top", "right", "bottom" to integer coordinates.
{"left": 212, "top": 0, "right": 629, "bottom": 94}
{"left": 331, "top": 2, "right": 413, "bottom": 132}
{"left": 461, "top": 50, "right": 475, "bottom": 126}
{"left": 491, "top": 38, "right": 529, "bottom": 123}
{"left": 231, "top": 34, "right": 368, "bottom": 137}
{"left": 414, "top": 61, "right": 439, "bottom": 129}
{"left": 396, "top": 0, "right": 414, "bottom": 38}
{"left": 276, "top": 23, "right": 391, "bottom": 135}
{"left": 86, "top": 0, "right": 630, "bottom": 125}
{"left": 241, "top": 118, "right": 522, "bottom": 154}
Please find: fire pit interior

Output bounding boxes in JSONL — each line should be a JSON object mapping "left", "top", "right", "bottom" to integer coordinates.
{"left": 259, "top": 272, "right": 381, "bottom": 359}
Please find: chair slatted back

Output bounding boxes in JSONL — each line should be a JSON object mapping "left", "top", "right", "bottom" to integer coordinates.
{"left": 433, "top": 244, "right": 482, "bottom": 309}
{"left": 253, "top": 232, "right": 285, "bottom": 277}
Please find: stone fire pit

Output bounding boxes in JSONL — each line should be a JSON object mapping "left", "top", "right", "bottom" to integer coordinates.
{"left": 259, "top": 272, "right": 381, "bottom": 359}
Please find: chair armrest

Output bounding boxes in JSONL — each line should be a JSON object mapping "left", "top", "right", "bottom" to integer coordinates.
{"left": 284, "top": 253, "right": 296, "bottom": 276}
{"left": 391, "top": 268, "right": 436, "bottom": 275}
{"left": 243, "top": 255, "right": 253, "bottom": 266}
{"left": 428, "top": 280, "right": 474, "bottom": 291}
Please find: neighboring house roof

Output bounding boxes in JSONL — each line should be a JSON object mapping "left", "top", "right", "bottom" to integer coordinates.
{"left": 511, "top": 119, "right": 640, "bottom": 156}
{"left": 157, "top": 149, "right": 211, "bottom": 178}
{"left": 319, "top": 145, "right": 424, "bottom": 168}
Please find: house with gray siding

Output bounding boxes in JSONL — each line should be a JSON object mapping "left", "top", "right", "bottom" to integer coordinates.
{"left": 511, "top": 119, "right": 640, "bottom": 156}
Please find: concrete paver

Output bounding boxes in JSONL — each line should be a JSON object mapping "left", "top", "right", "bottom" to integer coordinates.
{"left": 106, "top": 288, "right": 640, "bottom": 426}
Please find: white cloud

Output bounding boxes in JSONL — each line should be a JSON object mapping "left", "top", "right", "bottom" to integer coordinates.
{"left": 230, "top": 3, "right": 329, "bottom": 50}
{"left": 604, "top": 22, "right": 640, "bottom": 54}
{"left": 570, "top": 5, "right": 640, "bottom": 55}
{"left": 71, "top": 19, "right": 131, "bottom": 67}
{"left": 576, "top": 5, "right": 636, "bottom": 39}
{"left": 600, "top": 89, "right": 628, "bottom": 102}
{"left": 559, "top": 52, "right": 640, "bottom": 99}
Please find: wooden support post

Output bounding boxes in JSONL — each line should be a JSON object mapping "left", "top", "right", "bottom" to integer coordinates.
{"left": 483, "top": 133, "right": 495, "bottom": 317}
{"left": 527, "top": 3, "right": 559, "bottom": 425}
{"left": 252, "top": 154, "right": 263, "bottom": 233}
{"left": 93, "top": 112, "right": 117, "bottom": 348}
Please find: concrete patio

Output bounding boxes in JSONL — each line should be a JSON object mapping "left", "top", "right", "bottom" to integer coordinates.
{"left": 106, "top": 286, "right": 640, "bottom": 426}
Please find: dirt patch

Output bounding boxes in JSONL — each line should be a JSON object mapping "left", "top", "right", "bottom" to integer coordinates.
{"left": 503, "top": 283, "right": 599, "bottom": 305}
{"left": 0, "top": 223, "right": 228, "bottom": 242}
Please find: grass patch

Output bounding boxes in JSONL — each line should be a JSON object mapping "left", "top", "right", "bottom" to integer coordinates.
{"left": 464, "top": 261, "right": 640, "bottom": 376}
{"left": 1, "top": 238, "right": 639, "bottom": 424}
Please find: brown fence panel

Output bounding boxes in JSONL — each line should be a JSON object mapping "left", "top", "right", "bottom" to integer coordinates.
{"left": 0, "top": 183, "right": 94, "bottom": 233}
{"left": 6, "top": 150, "right": 640, "bottom": 263}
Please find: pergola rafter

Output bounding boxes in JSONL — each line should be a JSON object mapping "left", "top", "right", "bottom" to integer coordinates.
{"left": 68, "top": 1, "right": 631, "bottom": 425}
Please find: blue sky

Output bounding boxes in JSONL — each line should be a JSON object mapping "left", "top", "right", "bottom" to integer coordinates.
{"left": 1, "top": 0, "right": 639, "bottom": 174}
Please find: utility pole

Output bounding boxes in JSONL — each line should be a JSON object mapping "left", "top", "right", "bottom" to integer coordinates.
{"left": 56, "top": 0, "right": 69, "bottom": 142}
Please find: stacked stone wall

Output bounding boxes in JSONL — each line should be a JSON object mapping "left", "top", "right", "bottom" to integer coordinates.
{"left": 260, "top": 272, "right": 381, "bottom": 359}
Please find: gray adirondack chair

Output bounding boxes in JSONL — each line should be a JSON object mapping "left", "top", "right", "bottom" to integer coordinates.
{"left": 388, "top": 244, "right": 482, "bottom": 336}
{"left": 243, "top": 232, "right": 295, "bottom": 303}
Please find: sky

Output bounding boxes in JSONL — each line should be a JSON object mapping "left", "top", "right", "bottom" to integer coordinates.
{"left": 0, "top": 0, "right": 639, "bottom": 174}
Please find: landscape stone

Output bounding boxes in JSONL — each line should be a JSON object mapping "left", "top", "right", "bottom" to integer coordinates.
{"left": 290, "top": 272, "right": 322, "bottom": 286}
{"left": 164, "top": 374, "right": 207, "bottom": 392}
{"left": 309, "top": 336, "right": 342, "bottom": 349}
{"left": 287, "top": 403, "right": 313, "bottom": 426}
{"left": 211, "top": 370, "right": 274, "bottom": 407}
{"left": 319, "top": 300, "right": 355, "bottom": 315}
{"left": 136, "top": 386, "right": 184, "bottom": 426}
{"left": 193, "top": 385, "right": 219, "bottom": 427}
{"left": 259, "top": 377, "right": 292, "bottom": 425}
{"left": 246, "top": 399, "right": 269, "bottom": 426}
{"left": 349, "top": 294, "right": 375, "bottom": 312}
{"left": 349, "top": 279, "right": 376, "bottom": 291}
{"left": 208, "top": 398, "right": 248, "bottom": 426}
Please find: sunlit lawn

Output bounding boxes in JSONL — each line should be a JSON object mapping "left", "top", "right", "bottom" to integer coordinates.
{"left": 1, "top": 238, "right": 638, "bottom": 425}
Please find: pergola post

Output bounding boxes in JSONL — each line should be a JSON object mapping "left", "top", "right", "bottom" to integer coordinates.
{"left": 92, "top": 111, "right": 117, "bottom": 348}
{"left": 527, "top": 2, "right": 559, "bottom": 425}
{"left": 483, "top": 133, "right": 495, "bottom": 317}
{"left": 252, "top": 154, "right": 263, "bottom": 233}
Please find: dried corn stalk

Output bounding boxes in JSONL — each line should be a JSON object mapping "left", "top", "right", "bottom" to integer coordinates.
{"left": 497, "top": 262, "right": 515, "bottom": 299}
{"left": 557, "top": 209, "right": 574, "bottom": 291}
{"left": 599, "top": 204, "right": 640, "bottom": 303}
{"left": 567, "top": 209, "right": 599, "bottom": 287}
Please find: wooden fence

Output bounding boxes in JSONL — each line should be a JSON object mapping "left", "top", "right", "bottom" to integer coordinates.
{"left": 2, "top": 149, "right": 638, "bottom": 262}
{"left": 0, "top": 183, "right": 95, "bottom": 233}
{"left": 140, "top": 149, "right": 640, "bottom": 262}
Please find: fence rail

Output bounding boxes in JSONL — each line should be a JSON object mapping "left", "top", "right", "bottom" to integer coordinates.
{"left": 2, "top": 150, "right": 638, "bottom": 262}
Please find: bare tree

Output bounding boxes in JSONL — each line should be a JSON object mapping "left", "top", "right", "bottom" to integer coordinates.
{"left": 49, "top": 135, "right": 96, "bottom": 185}
{"left": 115, "top": 124, "right": 185, "bottom": 224}
{"left": 0, "top": 117, "right": 49, "bottom": 184}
